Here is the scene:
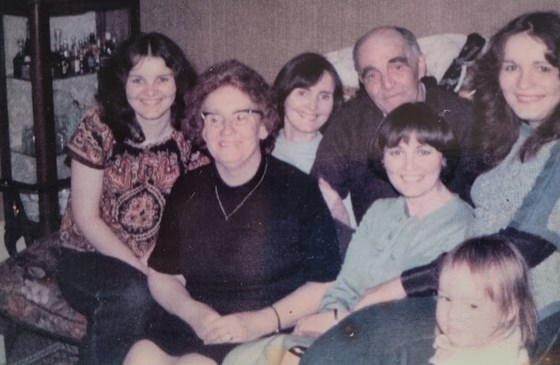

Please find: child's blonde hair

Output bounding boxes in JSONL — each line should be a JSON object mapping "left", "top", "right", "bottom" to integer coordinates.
{"left": 440, "top": 235, "right": 538, "bottom": 347}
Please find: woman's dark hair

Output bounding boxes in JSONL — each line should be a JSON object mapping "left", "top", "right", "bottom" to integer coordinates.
{"left": 370, "top": 102, "right": 460, "bottom": 185}
{"left": 97, "top": 32, "right": 197, "bottom": 143}
{"left": 183, "top": 59, "right": 281, "bottom": 153}
{"left": 473, "top": 11, "right": 560, "bottom": 168}
{"left": 272, "top": 53, "right": 344, "bottom": 125}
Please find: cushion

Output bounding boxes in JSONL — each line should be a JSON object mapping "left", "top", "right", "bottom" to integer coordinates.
{"left": 0, "top": 234, "right": 86, "bottom": 341}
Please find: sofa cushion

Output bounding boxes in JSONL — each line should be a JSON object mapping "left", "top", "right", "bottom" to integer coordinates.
{"left": 0, "top": 234, "right": 86, "bottom": 341}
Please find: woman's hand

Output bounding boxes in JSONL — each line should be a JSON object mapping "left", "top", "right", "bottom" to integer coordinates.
{"left": 354, "top": 277, "right": 406, "bottom": 311}
{"left": 318, "top": 178, "right": 350, "bottom": 226}
{"left": 293, "top": 309, "right": 348, "bottom": 338}
{"left": 190, "top": 308, "right": 222, "bottom": 341}
{"left": 200, "top": 281, "right": 332, "bottom": 344}
{"left": 146, "top": 269, "right": 222, "bottom": 341}
{"left": 200, "top": 309, "right": 276, "bottom": 344}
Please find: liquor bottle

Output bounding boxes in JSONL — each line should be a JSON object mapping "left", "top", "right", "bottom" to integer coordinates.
{"left": 82, "top": 33, "right": 97, "bottom": 73}
{"left": 69, "top": 37, "right": 81, "bottom": 75}
{"left": 106, "top": 32, "right": 117, "bottom": 55}
{"left": 52, "top": 28, "right": 63, "bottom": 78}
{"left": 60, "top": 49, "right": 70, "bottom": 77}
{"left": 12, "top": 39, "right": 24, "bottom": 78}
{"left": 94, "top": 36, "right": 101, "bottom": 71}
{"left": 21, "top": 55, "right": 31, "bottom": 80}
{"left": 99, "top": 32, "right": 113, "bottom": 68}
{"left": 20, "top": 22, "right": 32, "bottom": 80}
{"left": 71, "top": 42, "right": 81, "bottom": 75}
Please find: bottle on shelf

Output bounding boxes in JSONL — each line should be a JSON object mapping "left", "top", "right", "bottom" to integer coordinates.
{"left": 20, "top": 21, "right": 32, "bottom": 80}
{"left": 99, "top": 32, "right": 116, "bottom": 68}
{"left": 82, "top": 32, "right": 98, "bottom": 74}
{"left": 52, "top": 29, "right": 73, "bottom": 78}
{"left": 41, "top": 29, "right": 121, "bottom": 79}
{"left": 70, "top": 37, "right": 81, "bottom": 75}
{"left": 12, "top": 39, "right": 24, "bottom": 78}
{"left": 60, "top": 48, "right": 70, "bottom": 77}
{"left": 51, "top": 28, "right": 62, "bottom": 78}
{"left": 21, "top": 54, "right": 31, "bottom": 80}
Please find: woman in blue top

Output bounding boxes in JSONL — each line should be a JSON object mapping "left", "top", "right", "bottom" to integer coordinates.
{"left": 295, "top": 102, "right": 473, "bottom": 336}
{"left": 300, "top": 11, "right": 560, "bottom": 365}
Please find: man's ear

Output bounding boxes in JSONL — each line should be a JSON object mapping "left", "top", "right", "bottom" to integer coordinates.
{"left": 202, "top": 123, "right": 209, "bottom": 143}
{"left": 259, "top": 123, "right": 269, "bottom": 140}
{"left": 417, "top": 54, "right": 427, "bottom": 79}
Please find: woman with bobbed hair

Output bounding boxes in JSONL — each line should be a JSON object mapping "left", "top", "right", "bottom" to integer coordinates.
{"left": 124, "top": 59, "right": 341, "bottom": 365}
{"left": 56, "top": 32, "right": 207, "bottom": 364}
{"left": 300, "top": 11, "right": 560, "bottom": 365}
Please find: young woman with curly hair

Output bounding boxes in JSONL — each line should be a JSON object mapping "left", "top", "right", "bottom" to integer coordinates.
{"left": 56, "top": 32, "right": 208, "bottom": 365}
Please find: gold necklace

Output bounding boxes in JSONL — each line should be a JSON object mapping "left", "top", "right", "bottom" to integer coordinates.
{"left": 214, "top": 161, "right": 268, "bottom": 221}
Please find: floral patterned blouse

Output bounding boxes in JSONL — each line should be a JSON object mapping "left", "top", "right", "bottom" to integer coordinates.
{"left": 59, "top": 106, "right": 208, "bottom": 257}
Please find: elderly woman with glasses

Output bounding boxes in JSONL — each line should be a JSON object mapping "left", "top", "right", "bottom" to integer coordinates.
{"left": 123, "top": 59, "right": 341, "bottom": 365}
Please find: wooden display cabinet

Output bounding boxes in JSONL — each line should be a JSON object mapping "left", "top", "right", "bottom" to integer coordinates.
{"left": 0, "top": 0, "right": 140, "bottom": 255}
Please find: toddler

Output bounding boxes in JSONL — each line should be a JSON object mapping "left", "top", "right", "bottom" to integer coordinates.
{"left": 431, "top": 235, "right": 537, "bottom": 365}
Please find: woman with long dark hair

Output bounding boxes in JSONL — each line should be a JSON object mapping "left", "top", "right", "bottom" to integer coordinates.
{"left": 56, "top": 32, "right": 207, "bottom": 365}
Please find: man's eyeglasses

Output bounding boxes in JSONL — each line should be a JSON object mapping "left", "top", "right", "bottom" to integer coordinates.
{"left": 201, "top": 109, "right": 264, "bottom": 128}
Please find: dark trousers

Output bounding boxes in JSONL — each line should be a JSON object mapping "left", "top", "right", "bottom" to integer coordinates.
{"left": 56, "top": 250, "right": 154, "bottom": 365}
{"left": 56, "top": 250, "right": 236, "bottom": 364}
{"left": 301, "top": 297, "right": 560, "bottom": 365}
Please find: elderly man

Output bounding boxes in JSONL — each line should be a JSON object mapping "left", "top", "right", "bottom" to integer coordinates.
{"left": 312, "top": 26, "right": 475, "bottom": 224}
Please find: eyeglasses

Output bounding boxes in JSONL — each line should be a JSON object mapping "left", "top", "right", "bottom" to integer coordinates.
{"left": 201, "top": 109, "right": 264, "bottom": 129}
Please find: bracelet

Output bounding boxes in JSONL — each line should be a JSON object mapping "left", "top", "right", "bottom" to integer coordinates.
{"left": 333, "top": 308, "right": 338, "bottom": 320}
{"left": 271, "top": 306, "right": 281, "bottom": 333}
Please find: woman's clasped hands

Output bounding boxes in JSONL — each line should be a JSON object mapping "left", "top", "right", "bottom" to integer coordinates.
{"left": 200, "top": 308, "right": 279, "bottom": 345}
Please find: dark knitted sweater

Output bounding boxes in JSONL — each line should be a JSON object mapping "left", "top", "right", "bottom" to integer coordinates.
{"left": 149, "top": 156, "right": 341, "bottom": 314}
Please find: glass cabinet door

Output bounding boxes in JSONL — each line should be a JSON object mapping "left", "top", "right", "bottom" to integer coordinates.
{"left": 0, "top": 0, "right": 139, "bottom": 254}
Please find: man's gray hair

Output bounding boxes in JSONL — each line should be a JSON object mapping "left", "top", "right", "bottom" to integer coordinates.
{"left": 352, "top": 26, "right": 422, "bottom": 73}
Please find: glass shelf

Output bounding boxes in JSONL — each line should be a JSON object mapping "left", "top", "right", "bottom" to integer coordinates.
{"left": 9, "top": 150, "right": 70, "bottom": 222}
{"left": 8, "top": 73, "right": 99, "bottom": 81}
